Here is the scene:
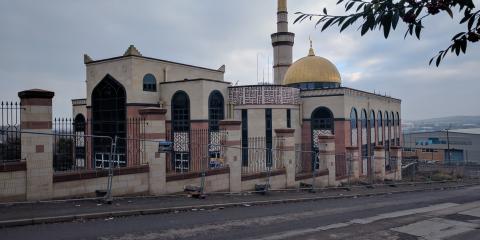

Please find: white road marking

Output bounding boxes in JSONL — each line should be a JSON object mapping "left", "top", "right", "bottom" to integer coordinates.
{"left": 253, "top": 203, "right": 459, "bottom": 240}
{"left": 392, "top": 218, "right": 478, "bottom": 240}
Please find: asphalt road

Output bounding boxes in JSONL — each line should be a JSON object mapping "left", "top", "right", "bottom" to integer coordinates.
{"left": 2, "top": 186, "right": 480, "bottom": 240}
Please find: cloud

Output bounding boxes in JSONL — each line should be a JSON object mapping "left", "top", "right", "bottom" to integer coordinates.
{"left": 0, "top": 0, "right": 479, "bottom": 120}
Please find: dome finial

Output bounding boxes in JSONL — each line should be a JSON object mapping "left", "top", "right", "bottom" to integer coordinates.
{"left": 308, "top": 36, "right": 315, "bottom": 56}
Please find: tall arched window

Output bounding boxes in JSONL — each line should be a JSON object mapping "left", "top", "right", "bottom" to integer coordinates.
{"left": 208, "top": 91, "right": 224, "bottom": 131}
{"left": 143, "top": 74, "right": 157, "bottom": 92}
{"left": 391, "top": 112, "right": 395, "bottom": 146}
{"left": 361, "top": 110, "right": 368, "bottom": 175}
{"left": 385, "top": 111, "right": 390, "bottom": 148}
{"left": 74, "top": 114, "right": 86, "bottom": 168}
{"left": 378, "top": 111, "right": 383, "bottom": 145}
{"left": 92, "top": 75, "right": 127, "bottom": 167}
{"left": 396, "top": 112, "right": 401, "bottom": 146}
{"left": 350, "top": 108, "right": 358, "bottom": 147}
{"left": 311, "top": 107, "right": 334, "bottom": 169}
{"left": 171, "top": 91, "right": 190, "bottom": 172}
{"left": 208, "top": 91, "right": 225, "bottom": 159}
{"left": 369, "top": 110, "right": 376, "bottom": 153}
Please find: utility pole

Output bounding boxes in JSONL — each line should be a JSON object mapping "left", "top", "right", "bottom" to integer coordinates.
{"left": 446, "top": 125, "right": 451, "bottom": 163}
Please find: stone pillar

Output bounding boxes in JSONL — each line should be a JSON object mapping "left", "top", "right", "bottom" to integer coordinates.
{"left": 139, "top": 107, "right": 167, "bottom": 196}
{"left": 346, "top": 146, "right": 360, "bottom": 179}
{"left": 219, "top": 120, "right": 242, "bottom": 193}
{"left": 275, "top": 129, "right": 295, "bottom": 188}
{"left": 390, "top": 146, "right": 402, "bottom": 181}
{"left": 318, "top": 135, "right": 336, "bottom": 186}
{"left": 19, "top": 89, "right": 55, "bottom": 201}
{"left": 374, "top": 145, "right": 386, "bottom": 181}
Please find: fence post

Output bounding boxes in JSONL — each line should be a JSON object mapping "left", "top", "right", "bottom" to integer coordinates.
{"left": 374, "top": 145, "right": 386, "bottom": 181}
{"left": 390, "top": 146, "right": 402, "bottom": 181}
{"left": 346, "top": 146, "right": 360, "bottom": 180}
{"left": 139, "top": 107, "right": 167, "bottom": 196}
{"left": 318, "top": 135, "right": 336, "bottom": 186}
{"left": 18, "top": 89, "right": 55, "bottom": 201}
{"left": 219, "top": 120, "right": 242, "bottom": 193}
{"left": 275, "top": 129, "right": 295, "bottom": 188}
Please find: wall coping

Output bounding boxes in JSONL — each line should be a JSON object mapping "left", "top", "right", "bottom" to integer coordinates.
{"left": 139, "top": 107, "right": 167, "bottom": 115}
{"left": 166, "top": 167, "right": 229, "bottom": 182}
{"left": 294, "top": 169, "right": 329, "bottom": 181}
{"left": 241, "top": 168, "right": 286, "bottom": 181}
{"left": 274, "top": 129, "right": 295, "bottom": 134}
{"left": 219, "top": 120, "right": 241, "bottom": 126}
{"left": 0, "top": 161, "right": 26, "bottom": 172}
{"left": 390, "top": 146, "right": 402, "bottom": 150}
{"left": 53, "top": 165, "right": 149, "bottom": 183}
{"left": 18, "top": 89, "right": 54, "bottom": 99}
{"left": 375, "top": 145, "right": 385, "bottom": 150}
{"left": 346, "top": 146, "right": 359, "bottom": 150}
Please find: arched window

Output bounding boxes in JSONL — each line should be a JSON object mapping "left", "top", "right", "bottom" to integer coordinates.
{"left": 385, "top": 111, "right": 390, "bottom": 148}
{"left": 143, "top": 74, "right": 157, "bottom": 92}
{"left": 360, "top": 110, "right": 368, "bottom": 175}
{"left": 172, "top": 91, "right": 190, "bottom": 132}
{"left": 171, "top": 91, "right": 190, "bottom": 172}
{"left": 370, "top": 110, "right": 376, "bottom": 148}
{"left": 350, "top": 108, "right": 358, "bottom": 147}
{"left": 391, "top": 112, "right": 395, "bottom": 146}
{"left": 208, "top": 91, "right": 224, "bottom": 132}
{"left": 378, "top": 111, "right": 383, "bottom": 145}
{"left": 311, "top": 107, "right": 334, "bottom": 169}
{"left": 396, "top": 112, "right": 401, "bottom": 146}
{"left": 92, "top": 75, "right": 127, "bottom": 167}
{"left": 74, "top": 114, "right": 86, "bottom": 168}
{"left": 208, "top": 91, "right": 225, "bottom": 159}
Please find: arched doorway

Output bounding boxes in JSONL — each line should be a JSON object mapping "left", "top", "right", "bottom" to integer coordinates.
{"left": 91, "top": 75, "right": 127, "bottom": 168}
{"left": 311, "top": 107, "right": 334, "bottom": 170}
{"left": 171, "top": 91, "right": 191, "bottom": 173}
{"left": 74, "top": 114, "right": 86, "bottom": 168}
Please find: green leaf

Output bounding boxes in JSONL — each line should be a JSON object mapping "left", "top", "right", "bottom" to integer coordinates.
{"left": 451, "top": 32, "right": 465, "bottom": 40}
{"left": 436, "top": 55, "right": 442, "bottom": 67}
{"left": 468, "top": 15, "right": 475, "bottom": 29}
{"left": 346, "top": 2, "right": 355, "bottom": 11}
{"left": 460, "top": 39, "right": 467, "bottom": 53}
{"left": 445, "top": 8, "right": 454, "bottom": 18}
{"left": 323, "top": 8, "right": 328, "bottom": 15}
{"left": 382, "top": 14, "right": 392, "bottom": 38}
{"left": 321, "top": 18, "right": 336, "bottom": 31}
{"left": 415, "top": 21, "right": 422, "bottom": 39}
{"left": 392, "top": 11, "right": 400, "bottom": 30}
{"left": 361, "top": 21, "right": 370, "bottom": 35}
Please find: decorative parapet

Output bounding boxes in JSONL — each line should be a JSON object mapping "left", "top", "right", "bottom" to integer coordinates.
{"left": 300, "top": 87, "right": 401, "bottom": 103}
{"left": 71, "top": 98, "right": 86, "bottom": 106}
{"left": 228, "top": 85, "right": 300, "bottom": 105}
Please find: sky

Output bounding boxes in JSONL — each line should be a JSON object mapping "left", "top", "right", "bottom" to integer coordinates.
{"left": 0, "top": 0, "right": 479, "bottom": 120}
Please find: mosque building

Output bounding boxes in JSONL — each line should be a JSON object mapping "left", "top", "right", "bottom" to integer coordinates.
{"left": 72, "top": 0, "right": 402, "bottom": 182}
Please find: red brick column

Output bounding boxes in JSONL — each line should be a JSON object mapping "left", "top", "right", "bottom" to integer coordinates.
{"left": 275, "top": 129, "right": 295, "bottom": 188}
{"left": 219, "top": 120, "right": 241, "bottom": 192}
{"left": 139, "top": 107, "right": 167, "bottom": 195}
{"left": 18, "top": 89, "right": 55, "bottom": 201}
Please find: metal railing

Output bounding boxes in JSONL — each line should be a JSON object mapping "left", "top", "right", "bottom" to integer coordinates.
{"left": 241, "top": 136, "right": 285, "bottom": 175}
{"left": 0, "top": 101, "right": 21, "bottom": 163}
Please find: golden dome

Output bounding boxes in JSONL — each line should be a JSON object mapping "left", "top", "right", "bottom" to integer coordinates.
{"left": 283, "top": 44, "right": 341, "bottom": 85}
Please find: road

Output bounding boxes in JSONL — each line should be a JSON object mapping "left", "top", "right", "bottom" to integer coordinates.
{"left": 2, "top": 186, "right": 480, "bottom": 240}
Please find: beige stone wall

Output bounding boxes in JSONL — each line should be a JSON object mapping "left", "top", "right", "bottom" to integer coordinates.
{"left": 302, "top": 95, "right": 345, "bottom": 119}
{"left": 160, "top": 80, "right": 230, "bottom": 120}
{"left": 241, "top": 174, "right": 287, "bottom": 191}
{"left": 53, "top": 173, "right": 149, "bottom": 199}
{"left": 72, "top": 104, "right": 87, "bottom": 120}
{"left": 0, "top": 170, "right": 26, "bottom": 202}
{"left": 165, "top": 173, "right": 230, "bottom": 194}
{"left": 85, "top": 56, "right": 225, "bottom": 106}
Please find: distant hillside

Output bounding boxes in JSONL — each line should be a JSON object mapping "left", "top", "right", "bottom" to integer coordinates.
{"left": 403, "top": 116, "right": 480, "bottom": 133}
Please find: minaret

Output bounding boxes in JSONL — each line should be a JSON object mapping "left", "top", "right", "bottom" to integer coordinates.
{"left": 271, "top": 0, "right": 295, "bottom": 85}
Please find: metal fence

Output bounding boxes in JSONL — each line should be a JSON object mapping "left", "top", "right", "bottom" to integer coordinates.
{"left": 403, "top": 160, "right": 480, "bottom": 181}
{"left": 0, "top": 101, "right": 21, "bottom": 163}
{"left": 166, "top": 129, "right": 227, "bottom": 175}
{"left": 241, "top": 136, "right": 285, "bottom": 176}
{"left": 52, "top": 117, "right": 147, "bottom": 173}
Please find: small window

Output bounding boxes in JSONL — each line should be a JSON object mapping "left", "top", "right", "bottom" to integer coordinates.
{"left": 143, "top": 74, "right": 157, "bottom": 92}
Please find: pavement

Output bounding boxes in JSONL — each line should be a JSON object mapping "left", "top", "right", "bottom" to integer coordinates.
{"left": 1, "top": 181, "right": 480, "bottom": 239}
{"left": 0, "top": 180, "right": 478, "bottom": 228}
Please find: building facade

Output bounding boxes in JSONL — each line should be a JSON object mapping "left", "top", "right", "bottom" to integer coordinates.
{"left": 72, "top": 0, "right": 402, "bottom": 184}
